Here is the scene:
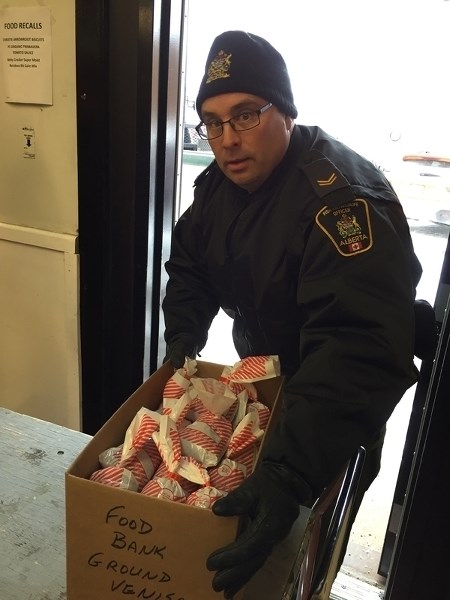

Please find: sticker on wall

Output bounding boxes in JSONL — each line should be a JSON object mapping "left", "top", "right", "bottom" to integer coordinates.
{"left": 23, "top": 126, "right": 35, "bottom": 159}
{"left": 0, "top": 6, "right": 53, "bottom": 105}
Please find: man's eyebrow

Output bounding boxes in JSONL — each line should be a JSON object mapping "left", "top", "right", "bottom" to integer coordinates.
{"left": 202, "top": 101, "right": 262, "bottom": 120}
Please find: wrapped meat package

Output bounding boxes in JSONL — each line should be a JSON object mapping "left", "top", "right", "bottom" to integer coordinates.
{"left": 98, "top": 444, "right": 123, "bottom": 468}
{"left": 89, "top": 466, "right": 139, "bottom": 491}
{"left": 120, "top": 446, "right": 161, "bottom": 490}
{"left": 180, "top": 413, "right": 232, "bottom": 468}
{"left": 121, "top": 407, "right": 162, "bottom": 461}
{"left": 91, "top": 355, "right": 278, "bottom": 509}
{"left": 208, "top": 458, "right": 247, "bottom": 492}
{"left": 186, "top": 486, "right": 227, "bottom": 509}
{"left": 141, "top": 477, "right": 186, "bottom": 503}
{"left": 227, "top": 411, "right": 264, "bottom": 460}
{"left": 153, "top": 460, "right": 201, "bottom": 495}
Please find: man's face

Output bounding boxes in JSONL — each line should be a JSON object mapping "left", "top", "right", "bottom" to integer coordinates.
{"left": 200, "top": 93, "right": 293, "bottom": 193}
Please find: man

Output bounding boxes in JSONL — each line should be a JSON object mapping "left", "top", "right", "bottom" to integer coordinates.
{"left": 162, "top": 31, "right": 431, "bottom": 598}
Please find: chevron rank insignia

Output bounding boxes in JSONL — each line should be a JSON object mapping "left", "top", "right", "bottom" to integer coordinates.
{"left": 315, "top": 199, "right": 373, "bottom": 256}
{"left": 317, "top": 172, "right": 338, "bottom": 186}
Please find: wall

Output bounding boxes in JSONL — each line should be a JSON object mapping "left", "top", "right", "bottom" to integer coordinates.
{"left": 0, "top": 0, "right": 80, "bottom": 429}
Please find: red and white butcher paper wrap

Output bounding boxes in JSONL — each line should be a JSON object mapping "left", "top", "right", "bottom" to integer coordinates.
{"left": 221, "top": 370, "right": 259, "bottom": 403}
{"left": 141, "top": 477, "right": 186, "bottom": 503}
{"left": 186, "top": 394, "right": 212, "bottom": 422}
{"left": 189, "top": 377, "right": 237, "bottom": 416}
{"left": 89, "top": 466, "right": 139, "bottom": 491}
{"left": 246, "top": 400, "right": 271, "bottom": 430}
{"left": 99, "top": 444, "right": 123, "bottom": 468}
{"left": 152, "top": 414, "right": 182, "bottom": 471}
{"left": 208, "top": 458, "right": 247, "bottom": 493}
{"left": 121, "top": 408, "right": 162, "bottom": 462}
{"left": 162, "top": 390, "right": 191, "bottom": 425}
{"left": 175, "top": 455, "right": 210, "bottom": 487}
{"left": 232, "top": 444, "right": 259, "bottom": 476}
{"left": 120, "top": 446, "right": 162, "bottom": 490}
{"left": 230, "top": 389, "right": 250, "bottom": 430}
{"left": 180, "top": 413, "right": 232, "bottom": 468}
{"left": 163, "top": 358, "right": 197, "bottom": 398}
{"left": 223, "top": 355, "right": 280, "bottom": 383}
{"left": 186, "top": 486, "right": 227, "bottom": 509}
{"left": 226, "top": 411, "right": 264, "bottom": 460}
{"left": 153, "top": 461, "right": 201, "bottom": 495}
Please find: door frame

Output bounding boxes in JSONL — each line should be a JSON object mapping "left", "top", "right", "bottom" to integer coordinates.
{"left": 385, "top": 233, "right": 450, "bottom": 599}
{"left": 76, "top": 0, "right": 185, "bottom": 433}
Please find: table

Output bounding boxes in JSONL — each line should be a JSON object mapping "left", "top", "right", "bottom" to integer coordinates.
{"left": 0, "top": 408, "right": 91, "bottom": 600}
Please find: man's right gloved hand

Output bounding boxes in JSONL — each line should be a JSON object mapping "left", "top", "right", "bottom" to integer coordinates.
{"left": 164, "top": 338, "right": 198, "bottom": 369}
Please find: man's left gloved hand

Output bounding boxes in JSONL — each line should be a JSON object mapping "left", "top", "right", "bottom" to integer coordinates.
{"left": 206, "top": 461, "right": 311, "bottom": 599}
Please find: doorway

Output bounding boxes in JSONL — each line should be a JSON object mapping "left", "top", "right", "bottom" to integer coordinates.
{"left": 75, "top": 1, "right": 450, "bottom": 595}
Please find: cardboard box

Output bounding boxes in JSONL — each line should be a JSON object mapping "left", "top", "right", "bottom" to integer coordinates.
{"left": 65, "top": 360, "right": 284, "bottom": 600}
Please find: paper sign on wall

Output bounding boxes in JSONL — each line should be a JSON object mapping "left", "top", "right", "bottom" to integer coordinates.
{"left": 0, "top": 6, "right": 53, "bottom": 105}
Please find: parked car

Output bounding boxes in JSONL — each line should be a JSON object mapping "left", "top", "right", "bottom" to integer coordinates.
{"left": 183, "top": 124, "right": 211, "bottom": 152}
{"left": 384, "top": 152, "right": 450, "bottom": 225}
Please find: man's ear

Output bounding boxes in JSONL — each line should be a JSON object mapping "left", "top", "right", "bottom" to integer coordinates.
{"left": 285, "top": 115, "right": 294, "bottom": 132}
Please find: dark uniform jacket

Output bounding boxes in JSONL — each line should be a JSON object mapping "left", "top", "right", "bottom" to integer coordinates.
{"left": 163, "top": 124, "right": 422, "bottom": 496}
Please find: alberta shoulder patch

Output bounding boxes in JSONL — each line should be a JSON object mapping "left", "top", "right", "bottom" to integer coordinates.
{"left": 315, "top": 198, "right": 373, "bottom": 256}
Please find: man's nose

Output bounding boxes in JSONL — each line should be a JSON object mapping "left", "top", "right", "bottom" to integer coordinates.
{"left": 221, "top": 122, "right": 240, "bottom": 146}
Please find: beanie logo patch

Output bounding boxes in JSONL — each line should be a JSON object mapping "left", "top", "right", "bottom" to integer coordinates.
{"left": 206, "top": 50, "right": 232, "bottom": 84}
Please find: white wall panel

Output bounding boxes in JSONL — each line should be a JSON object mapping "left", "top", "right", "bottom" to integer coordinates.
{"left": 0, "top": 0, "right": 80, "bottom": 428}
{"left": 0, "top": 1, "right": 78, "bottom": 233}
{"left": 0, "top": 232, "right": 80, "bottom": 429}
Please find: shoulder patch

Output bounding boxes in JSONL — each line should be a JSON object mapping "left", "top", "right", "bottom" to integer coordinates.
{"left": 315, "top": 198, "right": 373, "bottom": 256}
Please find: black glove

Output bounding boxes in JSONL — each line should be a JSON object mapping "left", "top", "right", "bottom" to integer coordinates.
{"left": 206, "top": 462, "right": 311, "bottom": 599}
{"left": 164, "top": 337, "right": 198, "bottom": 369}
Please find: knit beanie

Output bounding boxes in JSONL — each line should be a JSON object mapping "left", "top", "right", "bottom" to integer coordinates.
{"left": 196, "top": 31, "right": 297, "bottom": 119}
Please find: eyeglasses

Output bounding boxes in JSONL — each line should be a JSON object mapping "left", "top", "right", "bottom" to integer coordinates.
{"left": 195, "top": 102, "right": 273, "bottom": 140}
